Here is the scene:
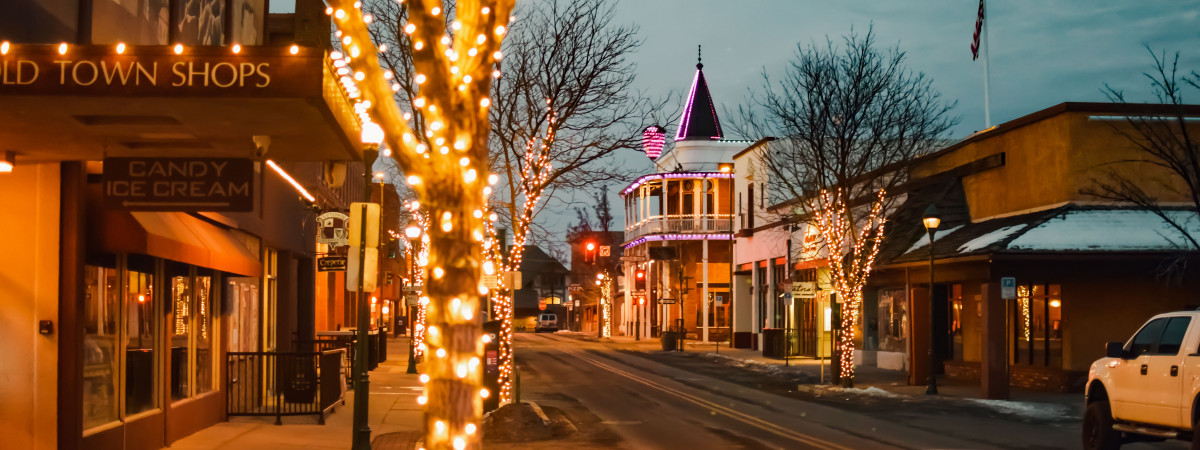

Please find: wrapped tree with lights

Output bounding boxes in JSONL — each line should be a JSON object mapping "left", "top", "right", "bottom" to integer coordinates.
{"left": 325, "top": 0, "right": 515, "bottom": 448}
{"left": 736, "top": 27, "right": 958, "bottom": 386}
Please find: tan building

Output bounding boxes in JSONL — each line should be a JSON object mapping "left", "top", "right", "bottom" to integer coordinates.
{"left": 867, "top": 102, "right": 1200, "bottom": 396}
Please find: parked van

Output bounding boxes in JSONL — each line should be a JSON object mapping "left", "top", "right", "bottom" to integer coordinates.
{"left": 536, "top": 313, "right": 558, "bottom": 332}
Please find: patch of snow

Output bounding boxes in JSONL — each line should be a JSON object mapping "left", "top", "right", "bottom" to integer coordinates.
{"left": 965, "top": 398, "right": 1074, "bottom": 421}
{"left": 554, "top": 330, "right": 574, "bottom": 334}
{"left": 904, "top": 225, "right": 964, "bottom": 255}
{"left": 819, "top": 386, "right": 906, "bottom": 398}
{"left": 957, "top": 225, "right": 1025, "bottom": 253}
{"left": 1008, "top": 210, "right": 1200, "bottom": 251}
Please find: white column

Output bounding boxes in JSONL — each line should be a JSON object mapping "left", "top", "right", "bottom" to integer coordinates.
{"left": 702, "top": 238, "right": 709, "bottom": 342}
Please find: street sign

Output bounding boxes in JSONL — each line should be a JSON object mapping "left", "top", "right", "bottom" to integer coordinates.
{"left": 620, "top": 255, "right": 647, "bottom": 262}
{"left": 316, "top": 212, "right": 350, "bottom": 247}
{"left": 1001, "top": 277, "right": 1017, "bottom": 300}
{"left": 659, "top": 298, "right": 677, "bottom": 305}
{"left": 346, "top": 246, "right": 377, "bottom": 291}
{"left": 317, "top": 256, "right": 347, "bottom": 272}
{"left": 403, "top": 285, "right": 424, "bottom": 292}
{"left": 783, "top": 293, "right": 794, "bottom": 307}
{"left": 405, "top": 293, "right": 419, "bottom": 306}
{"left": 633, "top": 289, "right": 647, "bottom": 298}
{"left": 483, "top": 274, "right": 498, "bottom": 289}
{"left": 599, "top": 245, "right": 611, "bottom": 257}
{"left": 792, "top": 282, "right": 816, "bottom": 299}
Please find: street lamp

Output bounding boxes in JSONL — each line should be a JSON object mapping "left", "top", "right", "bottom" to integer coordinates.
{"left": 922, "top": 204, "right": 941, "bottom": 395}
{"left": 352, "top": 121, "right": 385, "bottom": 450}
{"left": 404, "top": 220, "right": 423, "bottom": 375}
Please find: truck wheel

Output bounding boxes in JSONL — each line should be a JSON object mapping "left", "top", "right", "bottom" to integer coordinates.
{"left": 1192, "top": 413, "right": 1200, "bottom": 450}
{"left": 1083, "top": 401, "right": 1121, "bottom": 450}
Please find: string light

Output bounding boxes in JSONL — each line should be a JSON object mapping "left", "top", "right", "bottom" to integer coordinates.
{"left": 326, "top": 0, "right": 514, "bottom": 447}
{"left": 809, "top": 188, "right": 887, "bottom": 383}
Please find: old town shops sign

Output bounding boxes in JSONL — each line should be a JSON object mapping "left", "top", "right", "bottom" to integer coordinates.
{"left": 0, "top": 44, "right": 321, "bottom": 96}
{"left": 104, "top": 157, "right": 253, "bottom": 211}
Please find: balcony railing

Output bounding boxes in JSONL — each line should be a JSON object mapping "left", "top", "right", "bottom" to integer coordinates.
{"left": 626, "top": 215, "right": 734, "bottom": 241}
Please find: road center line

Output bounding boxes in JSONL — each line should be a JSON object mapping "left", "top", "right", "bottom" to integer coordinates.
{"left": 554, "top": 345, "right": 852, "bottom": 450}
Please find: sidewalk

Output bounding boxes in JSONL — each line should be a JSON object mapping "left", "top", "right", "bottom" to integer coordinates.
{"left": 583, "top": 332, "right": 1080, "bottom": 420}
{"left": 170, "top": 336, "right": 424, "bottom": 449}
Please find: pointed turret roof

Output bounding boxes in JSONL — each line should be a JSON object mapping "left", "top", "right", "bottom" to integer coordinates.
{"left": 676, "top": 47, "right": 723, "bottom": 141}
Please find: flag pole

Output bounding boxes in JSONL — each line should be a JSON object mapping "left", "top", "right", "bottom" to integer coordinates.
{"left": 982, "top": 1, "right": 992, "bottom": 128}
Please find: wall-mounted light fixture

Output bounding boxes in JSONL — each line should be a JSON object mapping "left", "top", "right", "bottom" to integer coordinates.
{"left": 0, "top": 151, "right": 15, "bottom": 173}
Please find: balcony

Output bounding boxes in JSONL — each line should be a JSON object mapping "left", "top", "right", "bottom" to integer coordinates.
{"left": 625, "top": 214, "right": 734, "bottom": 242}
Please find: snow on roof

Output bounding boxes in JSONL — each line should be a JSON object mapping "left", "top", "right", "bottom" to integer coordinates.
{"left": 1008, "top": 209, "right": 1200, "bottom": 251}
{"left": 958, "top": 225, "right": 1025, "bottom": 253}
{"left": 904, "top": 225, "right": 964, "bottom": 255}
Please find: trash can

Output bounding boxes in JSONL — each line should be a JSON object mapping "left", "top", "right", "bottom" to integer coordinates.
{"left": 661, "top": 331, "right": 677, "bottom": 351}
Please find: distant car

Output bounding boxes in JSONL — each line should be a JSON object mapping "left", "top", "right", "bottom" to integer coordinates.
{"left": 535, "top": 313, "right": 557, "bottom": 333}
{"left": 1083, "top": 310, "right": 1200, "bottom": 449}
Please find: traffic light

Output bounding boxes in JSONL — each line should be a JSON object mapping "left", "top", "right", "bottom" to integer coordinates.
{"left": 584, "top": 241, "right": 597, "bottom": 263}
{"left": 634, "top": 269, "right": 646, "bottom": 290}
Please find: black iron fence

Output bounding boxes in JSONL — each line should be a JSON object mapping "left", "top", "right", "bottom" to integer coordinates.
{"left": 226, "top": 349, "right": 345, "bottom": 424}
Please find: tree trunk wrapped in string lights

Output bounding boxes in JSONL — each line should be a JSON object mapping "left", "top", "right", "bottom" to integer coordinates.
{"left": 809, "top": 188, "right": 887, "bottom": 385}
{"left": 484, "top": 105, "right": 556, "bottom": 404}
{"left": 326, "top": 1, "right": 514, "bottom": 448}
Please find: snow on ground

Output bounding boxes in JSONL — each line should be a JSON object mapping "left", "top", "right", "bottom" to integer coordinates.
{"left": 957, "top": 225, "right": 1025, "bottom": 252}
{"left": 1008, "top": 209, "right": 1200, "bottom": 251}
{"left": 815, "top": 385, "right": 906, "bottom": 399}
{"left": 965, "top": 398, "right": 1076, "bottom": 421}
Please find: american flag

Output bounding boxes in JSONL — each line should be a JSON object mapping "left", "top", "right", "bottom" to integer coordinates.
{"left": 970, "top": 0, "right": 985, "bottom": 60}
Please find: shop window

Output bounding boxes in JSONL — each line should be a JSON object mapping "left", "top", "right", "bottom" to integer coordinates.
{"left": 949, "top": 284, "right": 964, "bottom": 361}
{"left": 707, "top": 292, "right": 729, "bottom": 327}
{"left": 169, "top": 263, "right": 191, "bottom": 401}
{"left": 1013, "top": 283, "right": 1063, "bottom": 368}
{"left": 83, "top": 256, "right": 120, "bottom": 431}
{"left": 195, "top": 271, "right": 214, "bottom": 394}
{"left": 876, "top": 288, "right": 907, "bottom": 353}
{"left": 755, "top": 265, "right": 767, "bottom": 332}
{"left": 771, "top": 263, "right": 786, "bottom": 328}
{"left": 125, "top": 255, "right": 156, "bottom": 416}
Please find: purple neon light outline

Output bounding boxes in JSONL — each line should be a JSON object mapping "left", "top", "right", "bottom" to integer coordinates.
{"left": 621, "top": 233, "right": 734, "bottom": 249}
{"left": 619, "top": 172, "right": 734, "bottom": 197}
{"left": 676, "top": 70, "right": 702, "bottom": 140}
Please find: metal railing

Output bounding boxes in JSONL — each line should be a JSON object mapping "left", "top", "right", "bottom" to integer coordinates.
{"left": 226, "top": 349, "right": 346, "bottom": 424}
{"left": 625, "top": 215, "right": 734, "bottom": 240}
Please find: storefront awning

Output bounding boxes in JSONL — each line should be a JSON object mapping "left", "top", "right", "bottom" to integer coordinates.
{"left": 92, "top": 208, "right": 262, "bottom": 278}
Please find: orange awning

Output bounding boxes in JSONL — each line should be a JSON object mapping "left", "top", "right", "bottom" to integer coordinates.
{"left": 93, "top": 209, "right": 261, "bottom": 277}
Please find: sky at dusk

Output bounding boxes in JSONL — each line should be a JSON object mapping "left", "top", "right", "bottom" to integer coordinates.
{"left": 277, "top": 0, "right": 1200, "bottom": 251}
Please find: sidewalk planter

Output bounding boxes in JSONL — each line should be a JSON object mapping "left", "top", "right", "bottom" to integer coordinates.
{"left": 661, "top": 331, "right": 678, "bottom": 351}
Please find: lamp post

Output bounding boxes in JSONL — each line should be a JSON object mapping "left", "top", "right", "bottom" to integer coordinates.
{"left": 922, "top": 204, "right": 941, "bottom": 395}
{"left": 404, "top": 221, "right": 422, "bottom": 375}
{"left": 352, "top": 123, "right": 384, "bottom": 450}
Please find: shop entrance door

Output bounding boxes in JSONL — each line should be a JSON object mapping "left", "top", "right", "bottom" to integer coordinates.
{"left": 794, "top": 297, "right": 818, "bottom": 357}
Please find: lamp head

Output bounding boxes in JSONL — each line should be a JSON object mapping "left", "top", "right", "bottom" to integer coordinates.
{"left": 361, "top": 122, "right": 385, "bottom": 146}
{"left": 922, "top": 204, "right": 941, "bottom": 230}
{"left": 404, "top": 221, "right": 423, "bottom": 239}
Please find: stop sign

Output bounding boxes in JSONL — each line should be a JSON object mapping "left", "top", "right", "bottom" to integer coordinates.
{"left": 538, "top": 299, "right": 547, "bottom": 310}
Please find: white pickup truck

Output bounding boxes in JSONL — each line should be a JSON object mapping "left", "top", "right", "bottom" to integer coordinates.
{"left": 1084, "top": 310, "right": 1200, "bottom": 449}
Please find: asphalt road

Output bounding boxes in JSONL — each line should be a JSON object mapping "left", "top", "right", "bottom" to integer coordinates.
{"left": 513, "top": 333, "right": 1187, "bottom": 450}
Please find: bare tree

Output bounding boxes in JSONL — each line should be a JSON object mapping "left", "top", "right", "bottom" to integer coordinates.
{"left": 1088, "top": 47, "right": 1200, "bottom": 258}
{"left": 735, "top": 26, "right": 958, "bottom": 386}
{"left": 363, "top": 0, "right": 660, "bottom": 405}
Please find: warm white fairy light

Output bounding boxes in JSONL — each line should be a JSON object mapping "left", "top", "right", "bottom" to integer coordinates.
{"left": 328, "top": 0, "right": 513, "bottom": 447}
{"left": 809, "top": 188, "right": 888, "bottom": 383}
